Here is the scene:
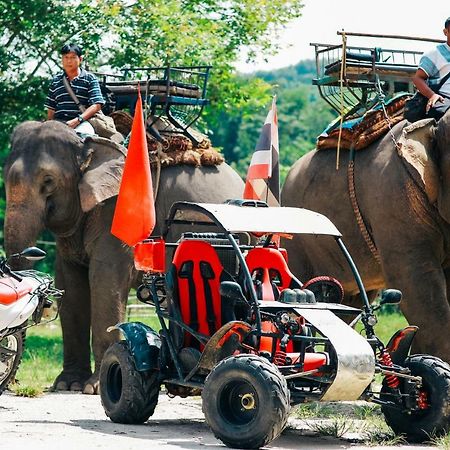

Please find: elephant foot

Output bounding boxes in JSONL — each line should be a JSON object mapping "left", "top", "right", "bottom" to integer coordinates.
{"left": 53, "top": 370, "right": 91, "bottom": 392}
{"left": 83, "top": 374, "right": 99, "bottom": 395}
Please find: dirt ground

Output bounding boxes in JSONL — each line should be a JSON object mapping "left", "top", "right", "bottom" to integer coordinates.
{"left": 0, "top": 391, "right": 435, "bottom": 450}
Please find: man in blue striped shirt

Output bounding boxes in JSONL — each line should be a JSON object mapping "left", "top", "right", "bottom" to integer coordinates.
{"left": 412, "top": 17, "right": 450, "bottom": 121}
{"left": 45, "top": 43, "right": 105, "bottom": 134}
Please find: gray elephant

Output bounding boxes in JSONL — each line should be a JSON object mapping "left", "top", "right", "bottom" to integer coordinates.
{"left": 4, "top": 120, "right": 244, "bottom": 393}
{"left": 282, "top": 113, "right": 450, "bottom": 363}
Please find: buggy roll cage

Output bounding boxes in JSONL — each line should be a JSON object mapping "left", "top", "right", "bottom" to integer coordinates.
{"left": 159, "top": 200, "right": 373, "bottom": 326}
{"left": 135, "top": 200, "right": 387, "bottom": 383}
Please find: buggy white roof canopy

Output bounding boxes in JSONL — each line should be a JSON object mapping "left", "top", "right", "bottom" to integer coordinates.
{"left": 168, "top": 202, "right": 342, "bottom": 237}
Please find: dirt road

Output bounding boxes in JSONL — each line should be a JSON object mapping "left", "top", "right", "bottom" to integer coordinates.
{"left": 0, "top": 391, "right": 433, "bottom": 449}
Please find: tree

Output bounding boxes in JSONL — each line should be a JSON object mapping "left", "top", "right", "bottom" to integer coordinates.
{"left": 0, "top": 0, "right": 304, "bottom": 150}
{"left": 0, "top": 0, "right": 305, "bottom": 253}
{"left": 209, "top": 62, "right": 335, "bottom": 180}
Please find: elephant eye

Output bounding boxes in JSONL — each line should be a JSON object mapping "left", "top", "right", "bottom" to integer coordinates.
{"left": 41, "top": 175, "right": 56, "bottom": 195}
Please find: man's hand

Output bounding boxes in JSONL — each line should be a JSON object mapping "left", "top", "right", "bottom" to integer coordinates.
{"left": 66, "top": 118, "right": 80, "bottom": 129}
{"left": 426, "top": 93, "right": 445, "bottom": 112}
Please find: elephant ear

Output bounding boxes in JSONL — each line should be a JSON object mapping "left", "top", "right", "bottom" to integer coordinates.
{"left": 78, "top": 136, "right": 127, "bottom": 212}
{"left": 398, "top": 118, "right": 438, "bottom": 204}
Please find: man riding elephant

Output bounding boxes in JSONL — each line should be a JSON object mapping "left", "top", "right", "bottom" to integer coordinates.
{"left": 45, "top": 43, "right": 104, "bottom": 135}
{"left": 4, "top": 120, "right": 244, "bottom": 394}
{"left": 411, "top": 17, "right": 450, "bottom": 122}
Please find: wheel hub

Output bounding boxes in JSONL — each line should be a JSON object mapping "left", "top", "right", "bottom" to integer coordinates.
{"left": 417, "top": 390, "right": 429, "bottom": 410}
{"left": 240, "top": 392, "right": 256, "bottom": 410}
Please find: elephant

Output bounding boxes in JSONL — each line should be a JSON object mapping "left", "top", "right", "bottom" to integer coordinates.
{"left": 282, "top": 112, "right": 450, "bottom": 363}
{"left": 4, "top": 120, "right": 245, "bottom": 393}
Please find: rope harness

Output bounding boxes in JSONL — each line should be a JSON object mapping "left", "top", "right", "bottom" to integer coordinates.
{"left": 345, "top": 75, "right": 401, "bottom": 265}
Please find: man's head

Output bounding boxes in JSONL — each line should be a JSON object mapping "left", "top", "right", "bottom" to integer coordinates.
{"left": 445, "top": 17, "right": 450, "bottom": 43}
{"left": 61, "top": 43, "right": 83, "bottom": 74}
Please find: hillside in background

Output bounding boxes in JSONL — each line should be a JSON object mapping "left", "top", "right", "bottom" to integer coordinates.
{"left": 207, "top": 59, "right": 336, "bottom": 180}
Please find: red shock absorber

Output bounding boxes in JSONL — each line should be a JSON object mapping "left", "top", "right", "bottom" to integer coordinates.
{"left": 381, "top": 350, "right": 400, "bottom": 389}
{"left": 273, "top": 350, "right": 287, "bottom": 366}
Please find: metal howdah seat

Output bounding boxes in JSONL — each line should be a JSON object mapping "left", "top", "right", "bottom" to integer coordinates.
{"left": 310, "top": 31, "right": 443, "bottom": 120}
{"left": 96, "top": 65, "right": 211, "bottom": 145}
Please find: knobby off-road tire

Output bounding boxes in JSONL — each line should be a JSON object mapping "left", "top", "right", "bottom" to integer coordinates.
{"left": 0, "top": 331, "right": 25, "bottom": 395}
{"left": 100, "top": 341, "right": 160, "bottom": 424}
{"left": 381, "top": 354, "right": 450, "bottom": 442}
{"left": 202, "top": 354, "right": 290, "bottom": 449}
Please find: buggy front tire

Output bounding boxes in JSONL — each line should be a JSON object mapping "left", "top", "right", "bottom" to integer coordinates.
{"left": 100, "top": 341, "right": 160, "bottom": 424}
{"left": 202, "top": 354, "right": 290, "bottom": 449}
{"left": 381, "top": 354, "right": 450, "bottom": 442}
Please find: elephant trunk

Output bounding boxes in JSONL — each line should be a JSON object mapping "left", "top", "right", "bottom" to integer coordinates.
{"left": 4, "top": 201, "right": 46, "bottom": 269}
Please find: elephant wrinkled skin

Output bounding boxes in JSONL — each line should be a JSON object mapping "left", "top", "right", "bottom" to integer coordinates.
{"left": 282, "top": 113, "right": 450, "bottom": 363}
{"left": 4, "top": 121, "right": 244, "bottom": 394}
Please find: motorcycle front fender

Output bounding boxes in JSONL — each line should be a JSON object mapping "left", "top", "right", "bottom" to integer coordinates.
{"left": 386, "top": 326, "right": 418, "bottom": 365}
{"left": 107, "top": 322, "right": 161, "bottom": 371}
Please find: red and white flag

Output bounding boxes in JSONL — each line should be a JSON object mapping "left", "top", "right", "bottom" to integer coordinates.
{"left": 111, "top": 89, "right": 156, "bottom": 247}
{"left": 243, "top": 96, "right": 280, "bottom": 206}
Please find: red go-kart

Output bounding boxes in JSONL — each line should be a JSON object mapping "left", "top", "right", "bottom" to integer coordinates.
{"left": 100, "top": 200, "right": 450, "bottom": 449}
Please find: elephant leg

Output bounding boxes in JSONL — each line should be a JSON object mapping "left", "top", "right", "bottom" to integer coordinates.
{"left": 382, "top": 257, "right": 450, "bottom": 363}
{"left": 83, "top": 257, "right": 132, "bottom": 394}
{"left": 53, "top": 256, "right": 92, "bottom": 391}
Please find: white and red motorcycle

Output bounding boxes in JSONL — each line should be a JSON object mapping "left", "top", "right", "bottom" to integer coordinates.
{"left": 0, "top": 247, "right": 63, "bottom": 394}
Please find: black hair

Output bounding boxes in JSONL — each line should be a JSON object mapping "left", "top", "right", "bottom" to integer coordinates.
{"left": 445, "top": 17, "right": 450, "bottom": 29}
{"left": 61, "top": 43, "right": 82, "bottom": 57}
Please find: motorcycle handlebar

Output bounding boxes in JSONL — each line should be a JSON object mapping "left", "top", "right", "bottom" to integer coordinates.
{"left": 8, "top": 271, "right": 23, "bottom": 282}
{"left": 0, "top": 258, "right": 23, "bottom": 282}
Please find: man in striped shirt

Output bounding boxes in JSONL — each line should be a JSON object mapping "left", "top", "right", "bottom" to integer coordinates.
{"left": 412, "top": 17, "right": 450, "bottom": 121}
{"left": 45, "top": 43, "right": 105, "bottom": 134}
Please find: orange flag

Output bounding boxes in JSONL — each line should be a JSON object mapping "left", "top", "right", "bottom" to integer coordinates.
{"left": 111, "top": 90, "right": 155, "bottom": 246}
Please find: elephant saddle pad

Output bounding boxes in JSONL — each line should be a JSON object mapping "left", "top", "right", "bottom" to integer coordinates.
{"left": 317, "top": 94, "right": 409, "bottom": 151}
{"left": 110, "top": 110, "right": 224, "bottom": 167}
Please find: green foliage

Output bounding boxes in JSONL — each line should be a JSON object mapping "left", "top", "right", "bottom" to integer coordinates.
{"left": 427, "top": 431, "right": 450, "bottom": 449}
{"left": 9, "top": 384, "right": 42, "bottom": 397}
{"left": 309, "top": 415, "right": 354, "bottom": 438}
{"left": 208, "top": 63, "right": 335, "bottom": 180}
{"left": 13, "top": 305, "right": 160, "bottom": 392}
{"left": 13, "top": 326, "right": 63, "bottom": 393}
{"left": 0, "top": 0, "right": 307, "bottom": 258}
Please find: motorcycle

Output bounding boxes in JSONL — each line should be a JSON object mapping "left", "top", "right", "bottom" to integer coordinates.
{"left": 0, "top": 247, "right": 63, "bottom": 395}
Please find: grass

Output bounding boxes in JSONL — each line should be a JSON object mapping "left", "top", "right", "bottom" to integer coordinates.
{"left": 308, "top": 415, "right": 354, "bottom": 438}
{"left": 370, "top": 308, "right": 409, "bottom": 344}
{"left": 10, "top": 301, "right": 160, "bottom": 395}
{"left": 427, "top": 431, "right": 450, "bottom": 449}
{"left": 294, "top": 401, "right": 408, "bottom": 445}
{"left": 9, "top": 324, "right": 63, "bottom": 396}
{"left": 360, "top": 415, "right": 406, "bottom": 446}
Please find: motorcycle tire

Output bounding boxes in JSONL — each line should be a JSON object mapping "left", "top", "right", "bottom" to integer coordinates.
{"left": 381, "top": 354, "right": 450, "bottom": 442}
{"left": 202, "top": 354, "right": 290, "bottom": 449}
{"left": 99, "top": 341, "right": 160, "bottom": 424}
{"left": 0, "top": 330, "right": 25, "bottom": 395}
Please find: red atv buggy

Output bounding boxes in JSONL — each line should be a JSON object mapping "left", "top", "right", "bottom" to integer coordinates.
{"left": 100, "top": 200, "right": 450, "bottom": 449}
